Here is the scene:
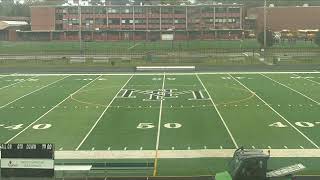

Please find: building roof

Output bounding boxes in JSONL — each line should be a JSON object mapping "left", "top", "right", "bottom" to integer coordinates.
{"left": 0, "top": 21, "right": 28, "bottom": 30}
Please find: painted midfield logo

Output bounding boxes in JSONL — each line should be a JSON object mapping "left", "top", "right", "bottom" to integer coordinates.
{"left": 120, "top": 89, "right": 207, "bottom": 101}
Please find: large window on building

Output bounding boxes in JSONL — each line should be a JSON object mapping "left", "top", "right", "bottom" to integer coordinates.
{"left": 68, "top": 7, "right": 78, "bottom": 15}
{"left": 161, "top": 7, "right": 173, "bottom": 14}
{"left": 108, "top": 19, "right": 120, "bottom": 25}
{"left": 122, "top": 7, "right": 133, "bottom": 14}
{"left": 215, "top": 7, "right": 227, "bottom": 13}
{"left": 108, "top": 7, "right": 120, "bottom": 13}
{"left": 174, "top": 7, "right": 185, "bottom": 14}
{"left": 228, "top": 7, "right": 240, "bottom": 13}
{"left": 134, "top": 7, "right": 145, "bottom": 14}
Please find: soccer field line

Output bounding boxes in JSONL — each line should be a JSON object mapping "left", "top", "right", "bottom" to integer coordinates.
{"left": 292, "top": 73, "right": 320, "bottom": 85}
{"left": 9, "top": 71, "right": 320, "bottom": 76}
{"left": 261, "top": 73, "right": 320, "bottom": 105}
{"left": 5, "top": 75, "right": 102, "bottom": 144}
{"left": 0, "top": 75, "right": 69, "bottom": 109}
{"left": 75, "top": 74, "right": 134, "bottom": 150}
{"left": 196, "top": 73, "right": 239, "bottom": 149}
{"left": 229, "top": 74, "right": 320, "bottom": 149}
{"left": 55, "top": 149, "right": 320, "bottom": 159}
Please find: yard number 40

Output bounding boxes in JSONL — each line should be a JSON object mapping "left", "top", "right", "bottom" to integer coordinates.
{"left": 137, "top": 123, "right": 182, "bottom": 129}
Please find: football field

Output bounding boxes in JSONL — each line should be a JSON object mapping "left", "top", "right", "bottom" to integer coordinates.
{"left": 1, "top": 72, "right": 320, "bottom": 158}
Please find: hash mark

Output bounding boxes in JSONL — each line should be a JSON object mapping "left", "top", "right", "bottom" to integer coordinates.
{"left": 284, "top": 146, "right": 288, "bottom": 149}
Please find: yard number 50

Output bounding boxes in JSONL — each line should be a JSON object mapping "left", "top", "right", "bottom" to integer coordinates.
{"left": 137, "top": 123, "right": 182, "bottom": 129}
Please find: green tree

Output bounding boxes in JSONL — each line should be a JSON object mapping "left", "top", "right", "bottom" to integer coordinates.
{"left": 315, "top": 31, "right": 320, "bottom": 47}
{"left": 257, "top": 30, "right": 275, "bottom": 48}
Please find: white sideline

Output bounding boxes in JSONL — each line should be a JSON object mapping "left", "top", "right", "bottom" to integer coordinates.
{"left": 261, "top": 73, "right": 320, "bottom": 105}
{"left": 9, "top": 71, "right": 320, "bottom": 76}
{"left": 229, "top": 74, "right": 319, "bottom": 149}
{"left": 55, "top": 149, "right": 320, "bottom": 159}
{"left": 136, "top": 66, "right": 195, "bottom": 71}
{"left": 75, "top": 74, "right": 134, "bottom": 150}
{"left": 5, "top": 75, "right": 102, "bottom": 143}
{"left": 196, "top": 73, "right": 238, "bottom": 149}
{"left": 0, "top": 76, "right": 69, "bottom": 109}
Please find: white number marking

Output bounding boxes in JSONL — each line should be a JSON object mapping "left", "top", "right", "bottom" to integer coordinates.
{"left": 4, "top": 124, "right": 24, "bottom": 130}
{"left": 33, "top": 124, "right": 52, "bottom": 129}
{"left": 269, "top": 122, "right": 287, "bottom": 128}
{"left": 137, "top": 123, "right": 155, "bottom": 129}
{"left": 137, "top": 122, "right": 182, "bottom": 129}
{"left": 163, "top": 123, "right": 182, "bottom": 129}
{"left": 295, "top": 122, "right": 314, "bottom": 128}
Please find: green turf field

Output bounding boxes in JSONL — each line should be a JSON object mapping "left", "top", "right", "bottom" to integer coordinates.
{"left": 0, "top": 72, "right": 320, "bottom": 175}
{"left": 0, "top": 39, "right": 317, "bottom": 55}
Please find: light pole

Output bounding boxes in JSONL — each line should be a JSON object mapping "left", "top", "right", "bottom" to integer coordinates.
{"left": 78, "top": 0, "right": 83, "bottom": 55}
{"left": 263, "top": 0, "right": 267, "bottom": 48}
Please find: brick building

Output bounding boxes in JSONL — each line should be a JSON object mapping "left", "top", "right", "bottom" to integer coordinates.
{"left": 27, "top": 4, "right": 243, "bottom": 41}
{"left": 246, "top": 6, "right": 320, "bottom": 33}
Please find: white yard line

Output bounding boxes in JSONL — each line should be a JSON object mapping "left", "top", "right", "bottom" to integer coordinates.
{"left": 229, "top": 74, "right": 319, "bottom": 149}
{"left": 153, "top": 73, "right": 166, "bottom": 176}
{"left": 9, "top": 71, "right": 320, "bottom": 77}
{"left": 76, "top": 74, "right": 134, "bottom": 150}
{"left": 261, "top": 73, "right": 320, "bottom": 105}
{"left": 196, "top": 73, "right": 239, "bottom": 149}
{"left": 5, "top": 75, "right": 102, "bottom": 143}
{"left": 155, "top": 73, "right": 166, "bottom": 152}
{"left": 0, "top": 76, "right": 69, "bottom": 109}
{"left": 292, "top": 73, "right": 320, "bottom": 85}
{"left": 55, "top": 149, "right": 320, "bottom": 159}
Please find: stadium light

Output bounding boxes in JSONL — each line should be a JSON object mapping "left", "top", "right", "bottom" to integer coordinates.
{"left": 78, "top": 0, "right": 83, "bottom": 55}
